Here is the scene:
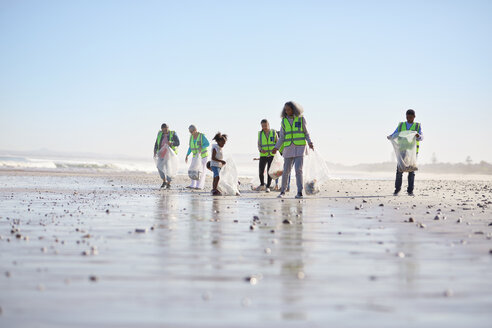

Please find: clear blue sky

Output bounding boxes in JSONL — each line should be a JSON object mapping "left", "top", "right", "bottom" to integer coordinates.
{"left": 1, "top": 0, "right": 491, "bottom": 164}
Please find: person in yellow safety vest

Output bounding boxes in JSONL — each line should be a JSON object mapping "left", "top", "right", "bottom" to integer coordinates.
{"left": 153, "top": 123, "right": 180, "bottom": 189}
{"left": 254, "top": 119, "right": 279, "bottom": 192}
{"left": 185, "top": 124, "right": 210, "bottom": 190}
{"left": 387, "top": 109, "right": 423, "bottom": 196}
{"left": 272, "top": 101, "right": 314, "bottom": 199}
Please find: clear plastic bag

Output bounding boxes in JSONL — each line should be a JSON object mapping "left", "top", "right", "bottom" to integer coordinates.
{"left": 155, "top": 145, "right": 179, "bottom": 178}
{"left": 390, "top": 131, "right": 418, "bottom": 172}
{"left": 188, "top": 156, "right": 203, "bottom": 180}
{"left": 303, "top": 149, "right": 330, "bottom": 195}
{"left": 218, "top": 157, "right": 240, "bottom": 196}
{"left": 268, "top": 152, "right": 284, "bottom": 180}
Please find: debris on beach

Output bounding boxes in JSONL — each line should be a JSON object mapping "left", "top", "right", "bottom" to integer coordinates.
{"left": 135, "top": 228, "right": 147, "bottom": 233}
{"left": 443, "top": 289, "right": 453, "bottom": 297}
{"left": 89, "top": 275, "right": 98, "bottom": 282}
{"left": 282, "top": 219, "right": 292, "bottom": 225}
{"left": 244, "top": 276, "right": 258, "bottom": 285}
{"left": 396, "top": 252, "right": 405, "bottom": 258}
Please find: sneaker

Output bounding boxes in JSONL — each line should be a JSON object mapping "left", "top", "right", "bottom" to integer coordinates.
{"left": 166, "top": 183, "right": 171, "bottom": 189}
{"left": 295, "top": 193, "right": 303, "bottom": 199}
{"left": 186, "top": 186, "right": 194, "bottom": 189}
{"left": 277, "top": 193, "right": 285, "bottom": 199}
{"left": 160, "top": 182, "right": 166, "bottom": 189}
{"left": 265, "top": 188, "right": 270, "bottom": 193}
{"left": 254, "top": 185, "right": 266, "bottom": 191}
{"left": 286, "top": 188, "right": 290, "bottom": 192}
{"left": 393, "top": 189, "right": 400, "bottom": 196}
{"left": 407, "top": 191, "right": 414, "bottom": 196}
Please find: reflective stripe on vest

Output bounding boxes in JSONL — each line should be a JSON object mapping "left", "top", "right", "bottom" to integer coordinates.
{"left": 157, "top": 131, "right": 178, "bottom": 154}
{"left": 398, "top": 122, "right": 420, "bottom": 154}
{"left": 189, "top": 133, "right": 208, "bottom": 158}
{"left": 282, "top": 116, "right": 306, "bottom": 147}
{"left": 259, "top": 130, "right": 277, "bottom": 157}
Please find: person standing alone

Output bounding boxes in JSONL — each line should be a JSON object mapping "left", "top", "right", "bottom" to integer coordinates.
{"left": 387, "top": 109, "right": 423, "bottom": 196}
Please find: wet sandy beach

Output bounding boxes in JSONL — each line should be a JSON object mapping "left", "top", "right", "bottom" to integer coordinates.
{"left": 0, "top": 170, "right": 491, "bottom": 327}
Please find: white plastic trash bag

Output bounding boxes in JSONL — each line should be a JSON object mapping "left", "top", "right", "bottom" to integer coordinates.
{"left": 303, "top": 149, "right": 330, "bottom": 195}
{"left": 390, "top": 130, "right": 418, "bottom": 172}
{"left": 188, "top": 156, "right": 203, "bottom": 180}
{"left": 155, "top": 145, "right": 179, "bottom": 178}
{"left": 218, "top": 157, "right": 240, "bottom": 196}
{"left": 268, "top": 152, "right": 284, "bottom": 180}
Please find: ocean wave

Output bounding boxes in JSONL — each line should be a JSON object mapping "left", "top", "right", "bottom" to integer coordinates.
{"left": 0, "top": 155, "right": 155, "bottom": 173}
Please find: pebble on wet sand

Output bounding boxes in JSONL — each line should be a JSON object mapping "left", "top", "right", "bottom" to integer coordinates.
{"left": 396, "top": 252, "right": 405, "bottom": 258}
{"left": 89, "top": 275, "right": 98, "bottom": 282}
{"left": 408, "top": 217, "right": 415, "bottom": 223}
{"left": 244, "top": 276, "right": 257, "bottom": 285}
{"left": 283, "top": 219, "right": 292, "bottom": 224}
{"left": 443, "top": 289, "right": 453, "bottom": 297}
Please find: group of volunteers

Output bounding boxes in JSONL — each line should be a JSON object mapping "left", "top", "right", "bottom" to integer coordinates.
{"left": 153, "top": 102, "right": 423, "bottom": 198}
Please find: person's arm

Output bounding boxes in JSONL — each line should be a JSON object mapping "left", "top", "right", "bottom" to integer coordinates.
{"left": 153, "top": 133, "right": 159, "bottom": 155}
{"left": 201, "top": 135, "right": 210, "bottom": 149}
{"left": 211, "top": 148, "right": 218, "bottom": 161}
{"left": 302, "top": 117, "right": 313, "bottom": 147}
{"left": 417, "top": 124, "right": 423, "bottom": 141}
{"left": 388, "top": 126, "right": 399, "bottom": 139}
{"left": 258, "top": 132, "right": 263, "bottom": 153}
{"left": 173, "top": 133, "right": 180, "bottom": 147}
{"left": 273, "top": 125, "right": 285, "bottom": 152}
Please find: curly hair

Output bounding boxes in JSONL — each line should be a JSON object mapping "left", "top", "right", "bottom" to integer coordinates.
{"left": 213, "top": 132, "right": 228, "bottom": 143}
{"left": 281, "top": 101, "right": 304, "bottom": 118}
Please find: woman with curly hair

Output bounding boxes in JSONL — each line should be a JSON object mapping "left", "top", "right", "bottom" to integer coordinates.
{"left": 272, "top": 101, "right": 314, "bottom": 199}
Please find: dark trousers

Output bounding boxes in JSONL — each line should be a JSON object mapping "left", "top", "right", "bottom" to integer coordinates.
{"left": 395, "top": 168, "right": 415, "bottom": 193}
{"left": 259, "top": 156, "right": 274, "bottom": 187}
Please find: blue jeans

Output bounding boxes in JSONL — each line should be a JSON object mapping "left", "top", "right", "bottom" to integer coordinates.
{"left": 211, "top": 166, "right": 221, "bottom": 178}
{"left": 281, "top": 156, "right": 303, "bottom": 195}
